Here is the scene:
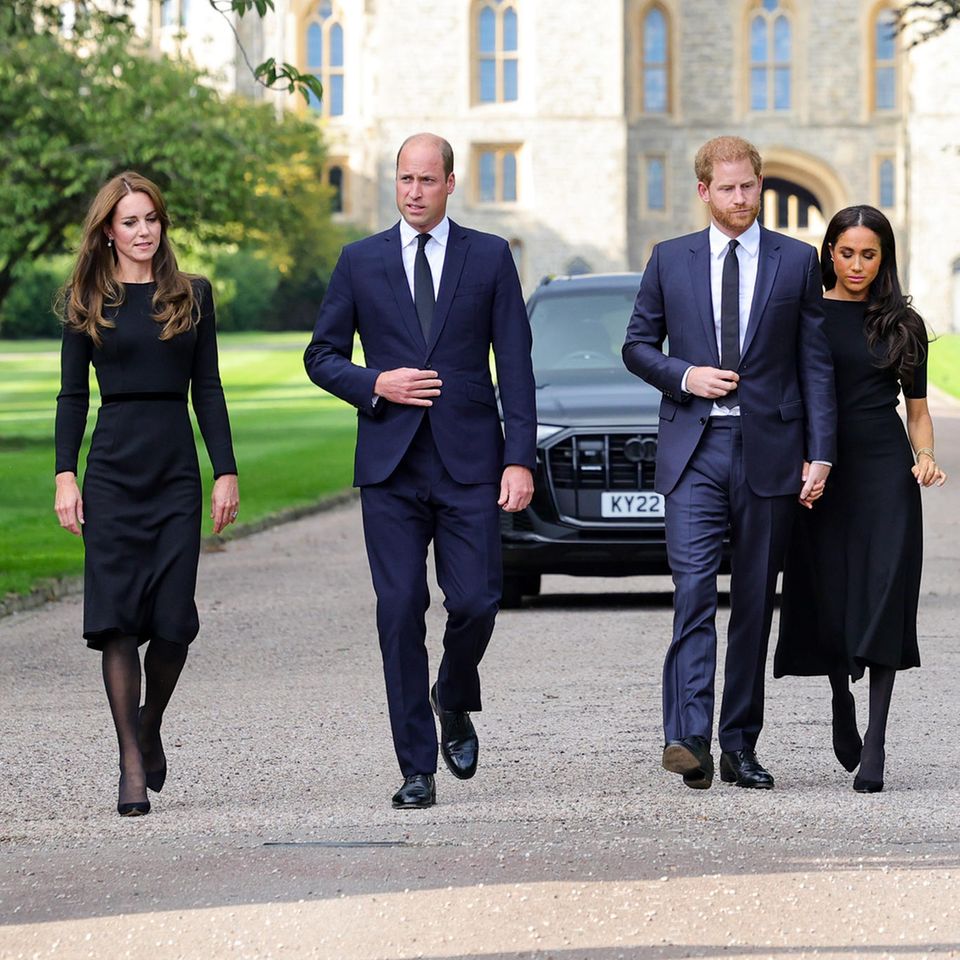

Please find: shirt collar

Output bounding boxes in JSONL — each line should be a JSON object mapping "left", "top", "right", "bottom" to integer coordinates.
{"left": 399, "top": 216, "right": 450, "bottom": 249}
{"left": 709, "top": 218, "right": 760, "bottom": 259}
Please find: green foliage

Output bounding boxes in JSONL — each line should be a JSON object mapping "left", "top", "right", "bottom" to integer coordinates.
{"left": 0, "top": 257, "right": 71, "bottom": 339}
{"left": 0, "top": 2, "right": 344, "bottom": 320}
{"left": 209, "top": 248, "right": 280, "bottom": 332}
{"left": 0, "top": 333, "right": 357, "bottom": 598}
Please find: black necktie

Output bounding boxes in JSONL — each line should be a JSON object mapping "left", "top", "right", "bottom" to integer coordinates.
{"left": 718, "top": 238, "right": 740, "bottom": 409}
{"left": 414, "top": 232, "right": 435, "bottom": 341}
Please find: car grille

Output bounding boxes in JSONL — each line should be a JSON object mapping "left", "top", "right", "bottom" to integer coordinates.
{"left": 547, "top": 432, "right": 657, "bottom": 491}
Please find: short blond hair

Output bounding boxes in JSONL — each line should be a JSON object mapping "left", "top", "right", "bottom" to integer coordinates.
{"left": 694, "top": 136, "right": 762, "bottom": 186}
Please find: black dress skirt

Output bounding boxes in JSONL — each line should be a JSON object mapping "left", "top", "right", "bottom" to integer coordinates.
{"left": 775, "top": 298, "right": 925, "bottom": 681}
{"left": 55, "top": 279, "right": 237, "bottom": 649}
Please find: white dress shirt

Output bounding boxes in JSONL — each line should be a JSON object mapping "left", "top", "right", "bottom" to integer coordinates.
{"left": 681, "top": 219, "right": 761, "bottom": 417}
{"left": 399, "top": 215, "right": 449, "bottom": 301}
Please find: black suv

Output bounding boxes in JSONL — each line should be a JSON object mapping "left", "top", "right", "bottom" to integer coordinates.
{"left": 500, "top": 273, "right": 668, "bottom": 606}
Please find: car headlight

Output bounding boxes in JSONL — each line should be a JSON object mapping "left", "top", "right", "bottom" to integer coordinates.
{"left": 536, "top": 424, "right": 564, "bottom": 443}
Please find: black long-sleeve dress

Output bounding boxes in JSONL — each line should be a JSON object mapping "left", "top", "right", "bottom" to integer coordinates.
{"left": 55, "top": 279, "right": 237, "bottom": 649}
{"left": 775, "top": 298, "right": 925, "bottom": 681}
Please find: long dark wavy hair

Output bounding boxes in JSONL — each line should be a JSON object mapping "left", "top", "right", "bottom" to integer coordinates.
{"left": 57, "top": 172, "right": 197, "bottom": 346}
{"left": 821, "top": 204, "right": 928, "bottom": 389}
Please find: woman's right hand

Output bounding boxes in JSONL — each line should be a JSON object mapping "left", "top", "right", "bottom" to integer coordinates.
{"left": 54, "top": 472, "right": 84, "bottom": 536}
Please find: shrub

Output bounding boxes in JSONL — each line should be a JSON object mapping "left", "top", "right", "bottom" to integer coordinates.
{"left": 0, "top": 258, "right": 69, "bottom": 339}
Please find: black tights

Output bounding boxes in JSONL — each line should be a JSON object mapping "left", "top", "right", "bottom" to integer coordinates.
{"left": 828, "top": 665, "right": 896, "bottom": 781}
{"left": 101, "top": 636, "right": 188, "bottom": 805}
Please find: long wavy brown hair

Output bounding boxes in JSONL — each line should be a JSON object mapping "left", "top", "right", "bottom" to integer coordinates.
{"left": 59, "top": 172, "right": 196, "bottom": 345}
{"left": 821, "top": 205, "right": 928, "bottom": 391}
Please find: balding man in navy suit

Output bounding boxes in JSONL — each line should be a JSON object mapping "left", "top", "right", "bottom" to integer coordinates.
{"left": 305, "top": 133, "right": 536, "bottom": 809}
{"left": 623, "top": 136, "right": 836, "bottom": 791}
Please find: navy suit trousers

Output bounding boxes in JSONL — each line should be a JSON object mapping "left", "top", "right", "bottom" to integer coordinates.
{"left": 662, "top": 419, "right": 795, "bottom": 752}
{"left": 360, "top": 417, "right": 501, "bottom": 776}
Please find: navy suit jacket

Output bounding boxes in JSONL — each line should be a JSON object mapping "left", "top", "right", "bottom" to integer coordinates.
{"left": 304, "top": 219, "right": 537, "bottom": 487}
{"left": 622, "top": 225, "right": 836, "bottom": 497}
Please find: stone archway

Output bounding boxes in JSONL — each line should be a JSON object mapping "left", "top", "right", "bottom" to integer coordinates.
{"left": 759, "top": 149, "right": 848, "bottom": 250}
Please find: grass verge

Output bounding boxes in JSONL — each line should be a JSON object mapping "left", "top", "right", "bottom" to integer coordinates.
{"left": 0, "top": 332, "right": 357, "bottom": 599}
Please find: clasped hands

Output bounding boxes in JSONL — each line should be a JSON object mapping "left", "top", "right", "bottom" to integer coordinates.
{"left": 373, "top": 367, "right": 533, "bottom": 512}
{"left": 686, "top": 367, "right": 831, "bottom": 509}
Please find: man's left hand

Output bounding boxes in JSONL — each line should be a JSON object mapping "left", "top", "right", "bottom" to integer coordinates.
{"left": 799, "top": 461, "right": 830, "bottom": 509}
{"left": 498, "top": 465, "right": 534, "bottom": 512}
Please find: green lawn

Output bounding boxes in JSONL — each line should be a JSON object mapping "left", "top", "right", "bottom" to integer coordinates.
{"left": 2, "top": 330, "right": 958, "bottom": 600}
{"left": 0, "top": 332, "right": 357, "bottom": 597}
{"left": 928, "top": 333, "right": 960, "bottom": 399}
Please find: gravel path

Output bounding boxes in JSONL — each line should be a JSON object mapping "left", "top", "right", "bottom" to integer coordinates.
{"left": 1, "top": 398, "right": 958, "bottom": 959}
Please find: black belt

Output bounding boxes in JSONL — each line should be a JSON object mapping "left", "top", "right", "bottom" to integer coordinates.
{"left": 101, "top": 392, "right": 187, "bottom": 404}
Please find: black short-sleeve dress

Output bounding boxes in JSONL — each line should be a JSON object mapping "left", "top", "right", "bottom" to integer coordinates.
{"left": 775, "top": 298, "right": 926, "bottom": 681}
{"left": 55, "top": 279, "right": 237, "bottom": 649}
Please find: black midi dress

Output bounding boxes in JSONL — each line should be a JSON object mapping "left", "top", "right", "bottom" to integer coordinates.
{"left": 775, "top": 298, "right": 925, "bottom": 681}
{"left": 55, "top": 279, "right": 237, "bottom": 649}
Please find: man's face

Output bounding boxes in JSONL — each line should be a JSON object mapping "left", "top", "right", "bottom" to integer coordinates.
{"left": 396, "top": 140, "right": 455, "bottom": 232}
{"left": 698, "top": 158, "right": 762, "bottom": 237}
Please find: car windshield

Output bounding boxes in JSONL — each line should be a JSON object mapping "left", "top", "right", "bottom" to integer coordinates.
{"left": 529, "top": 289, "right": 638, "bottom": 375}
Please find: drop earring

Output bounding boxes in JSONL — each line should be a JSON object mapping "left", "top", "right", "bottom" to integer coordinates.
{"left": 107, "top": 238, "right": 113, "bottom": 248}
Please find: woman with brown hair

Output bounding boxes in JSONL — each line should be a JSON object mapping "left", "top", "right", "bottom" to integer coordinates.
{"left": 775, "top": 205, "right": 946, "bottom": 793}
{"left": 54, "top": 172, "right": 239, "bottom": 816}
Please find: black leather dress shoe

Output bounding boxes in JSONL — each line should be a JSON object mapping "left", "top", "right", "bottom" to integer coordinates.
{"left": 719, "top": 749, "right": 775, "bottom": 789}
{"left": 662, "top": 736, "right": 714, "bottom": 790}
{"left": 430, "top": 683, "right": 479, "bottom": 780}
{"left": 391, "top": 774, "right": 436, "bottom": 809}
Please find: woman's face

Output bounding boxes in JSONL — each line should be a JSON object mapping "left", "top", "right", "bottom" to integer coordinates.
{"left": 105, "top": 191, "right": 162, "bottom": 275}
{"left": 829, "top": 226, "right": 882, "bottom": 300}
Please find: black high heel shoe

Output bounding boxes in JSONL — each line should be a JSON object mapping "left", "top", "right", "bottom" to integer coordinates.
{"left": 831, "top": 690, "right": 862, "bottom": 772}
{"left": 138, "top": 706, "right": 167, "bottom": 793}
{"left": 854, "top": 744, "right": 884, "bottom": 793}
{"left": 116, "top": 775, "right": 151, "bottom": 817}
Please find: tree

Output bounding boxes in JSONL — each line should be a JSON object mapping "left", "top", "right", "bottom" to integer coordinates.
{"left": 898, "top": 1, "right": 960, "bottom": 44}
{"left": 0, "top": 1, "right": 323, "bottom": 103}
{"left": 0, "top": 2, "right": 340, "bottom": 314}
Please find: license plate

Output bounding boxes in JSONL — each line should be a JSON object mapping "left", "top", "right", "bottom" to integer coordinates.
{"left": 600, "top": 491, "right": 665, "bottom": 518}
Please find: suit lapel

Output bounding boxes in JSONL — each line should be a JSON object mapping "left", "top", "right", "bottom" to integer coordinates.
{"left": 426, "top": 219, "right": 469, "bottom": 356}
{"left": 742, "top": 227, "right": 781, "bottom": 361}
{"left": 382, "top": 224, "right": 427, "bottom": 350}
{"left": 688, "top": 230, "right": 719, "bottom": 366}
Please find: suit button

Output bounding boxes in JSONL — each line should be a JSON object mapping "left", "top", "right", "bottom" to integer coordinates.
{"left": 698, "top": 417, "right": 706, "bottom": 425}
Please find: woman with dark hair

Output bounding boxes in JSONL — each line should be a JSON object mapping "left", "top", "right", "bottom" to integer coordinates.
{"left": 775, "top": 204, "right": 946, "bottom": 793}
{"left": 54, "top": 172, "right": 239, "bottom": 816}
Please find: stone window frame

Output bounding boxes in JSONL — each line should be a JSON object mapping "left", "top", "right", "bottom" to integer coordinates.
{"left": 746, "top": 0, "right": 794, "bottom": 113}
{"left": 643, "top": 154, "right": 669, "bottom": 216}
{"left": 875, "top": 154, "right": 896, "bottom": 211}
{"left": 638, "top": 1, "right": 672, "bottom": 115}
{"left": 870, "top": 4, "right": 899, "bottom": 113}
{"left": 301, "top": 0, "right": 346, "bottom": 118}
{"left": 157, "top": 0, "right": 188, "bottom": 29}
{"left": 471, "top": 0, "right": 520, "bottom": 106}
{"left": 472, "top": 144, "right": 522, "bottom": 206}
{"left": 325, "top": 158, "right": 350, "bottom": 216}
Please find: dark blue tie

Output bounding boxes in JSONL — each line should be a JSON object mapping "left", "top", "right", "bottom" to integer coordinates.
{"left": 414, "top": 232, "right": 434, "bottom": 341}
{"left": 718, "top": 238, "right": 740, "bottom": 409}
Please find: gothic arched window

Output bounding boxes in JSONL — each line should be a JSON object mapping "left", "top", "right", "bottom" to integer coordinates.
{"left": 475, "top": 0, "right": 519, "bottom": 103}
{"left": 640, "top": 5, "right": 670, "bottom": 114}
{"left": 749, "top": 0, "right": 791, "bottom": 111}
{"left": 872, "top": 7, "right": 898, "bottom": 111}
{"left": 304, "top": 1, "right": 344, "bottom": 117}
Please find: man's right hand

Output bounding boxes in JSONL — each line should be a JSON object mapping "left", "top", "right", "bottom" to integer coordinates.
{"left": 685, "top": 366, "right": 740, "bottom": 400}
{"left": 373, "top": 368, "right": 443, "bottom": 406}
